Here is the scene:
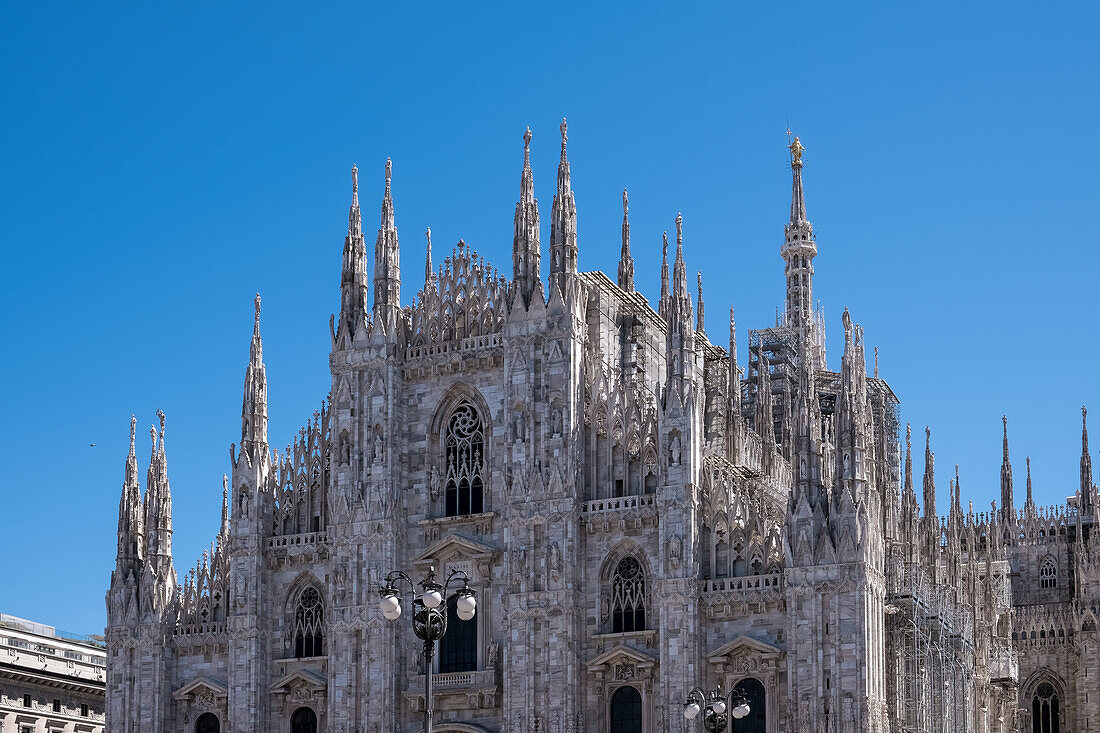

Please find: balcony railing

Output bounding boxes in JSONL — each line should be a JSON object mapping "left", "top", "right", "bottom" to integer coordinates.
{"left": 266, "top": 531, "right": 327, "bottom": 549}
{"left": 702, "top": 573, "right": 783, "bottom": 594}
{"left": 582, "top": 494, "right": 656, "bottom": 515}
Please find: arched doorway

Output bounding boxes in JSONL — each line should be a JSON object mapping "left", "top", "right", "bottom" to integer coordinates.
{"left": 732, "top": 677, "right": 766, "bottom": 733}
{"left": 1032, "top": 681, "right": 1060, "bottom": 733}
{"left": 291, "top": 706, "right": 317, "bottom": 733}
{"left": 195, "top": 713, "right": 220, "bottom": 733}
{"left": 610, "top": 685, "right": 642, "bottom": 733}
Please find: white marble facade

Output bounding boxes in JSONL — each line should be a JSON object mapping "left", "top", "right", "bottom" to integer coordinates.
{"left": 105, "top": 126, "right": 1100, "bottom": 733}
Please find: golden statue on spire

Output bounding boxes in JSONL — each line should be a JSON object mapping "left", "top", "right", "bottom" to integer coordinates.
{"left": 788, "top": 135, "right": 805, "bottom": 165}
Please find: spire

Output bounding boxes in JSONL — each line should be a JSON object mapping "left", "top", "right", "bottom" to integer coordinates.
{"left": 220, "top": 474, "right": 230, "bottom": 538}
{"left": 923, "top": 426, "right": 936, "bottom": 518}
{"left": 1081, "top": 406, "right": 1096, "bottom": 513}
{"left": 548, "top": 118, "right": 578, "bottom": 294}
{"left": 954, "top": 464, "right": 963, "bottom": 516}
{"left": 144, "top": 411, "right": 174, "bottom": 580}
{"left": 781, "top": 134, "right": 817, "bottom": 332}
{"left": 338, "top": 164, "right": 369, "bottom": 343}
{"left": 658, "top": 232, "right": 670, "bottom": 318}
{"left": 241, "top": 294, "right": 268, "bottom": 456}
{"left": 424, "top": 227, "right": 434, "bottom": 287}
{"left": 512, "top": 126, "right": 541, "bottom": 306}
{"left": 1000, "top": 415, "right": 1014, "bottom": 516}
{"left": 372, "top": 158, "right": 401, "bottom": 333}
{"left": 617, "top": 189, "right": 635, "bottom": 291}
{"left": 903, "top": 423, "right": 915, "bottom": 503}
{"left": 696, "top": 272, "right": 705, "bottom": 334}
{"left": 114, "top": 415, "right": 144, "bottom": 578}
{"left": 728, "top": 306, "right": 741, "bottom": 426}
{"left": 673, "top": 214, "right": 687, "bottom": 299}
{"left": 1026, "top": 456, "right": 1035, "bottom": 510}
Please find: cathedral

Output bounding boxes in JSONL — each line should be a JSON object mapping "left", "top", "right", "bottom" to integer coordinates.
{"left": 105, "top": 122, "right": 1100, "bottom": 733}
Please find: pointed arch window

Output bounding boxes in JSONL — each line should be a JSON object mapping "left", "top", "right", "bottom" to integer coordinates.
{"left": 1040, "top": 558, "right": 1058, "bottom": 589}
{"left": 444, "top": 402, "right": 485, "bottom": 517}
{"left": 293, "top": 587, "right": 324, "bottom": 658}
{"left": 1032, "top": 682, "right": 1060, "bottom": 733}
{"left": 611, "top": 557, "right": 646, "bottom": 633}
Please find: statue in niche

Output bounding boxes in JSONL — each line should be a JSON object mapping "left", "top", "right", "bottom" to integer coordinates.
{"left": 374, "top": 433, "right": 383, "bottom": 461}
{"left": 548, "top": 541, "right": 562, "bottom": 582}
{"left": 487, "top": 640, "right": 500, "bottom": 667}
{"left": 239, "top": 490, "right": 250, "bottom": 520}
{"left": 429, "top": 466, "right": 441, "bottom": 502}
{"left": 514, "top": 409, "right": 526, "bottom": 441}
{"left": 339, "top": 431, "right": 350, "bottom": 466}
{"left": 234, "top": 570, "right": 247, "bottom": 608}
{"left": 669, "top": 434, "right": 682, "bottom": 465}
{"left": 843, "top": 451, "right": 851, "bottom": 478}
{"left": 552, "top": 407, "right": 563, "bottom": 436}
{"left": 668, "top": 534, "right": 683, "bottom": 569}
{"left": 800, "top": 456, "right": 807, "bottom": 478}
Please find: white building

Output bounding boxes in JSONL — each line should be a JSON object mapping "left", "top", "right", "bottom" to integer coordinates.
{"left": 0, "top": 614, "right": 105, "bottom": 733}
{"left": 105, "top": 126, "right": 1100, "bottom": 732}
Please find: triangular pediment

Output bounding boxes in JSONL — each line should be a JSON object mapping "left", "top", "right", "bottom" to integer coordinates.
{"left": 412, "top": 534, "right": 497, "bottom": 567}
{"left": 270, "top": 668, "right": 327, "bottom": 694}
{"left": 172, "top": 675, "right": 228, "bottom": 701}
{"left": 586, "top": 644, "right": 659, "bottom": 672}
{"left": 708, "top": 634, "right": 783, "bottom": 663}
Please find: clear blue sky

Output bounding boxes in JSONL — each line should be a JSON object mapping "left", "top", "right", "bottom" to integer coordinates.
{"left": 2, "top": 3, "right": 1098, "bottom": 634}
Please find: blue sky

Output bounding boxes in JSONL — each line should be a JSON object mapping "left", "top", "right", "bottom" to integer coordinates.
{"left": 2, "top": 3, "right": 1098, "bottom": 633}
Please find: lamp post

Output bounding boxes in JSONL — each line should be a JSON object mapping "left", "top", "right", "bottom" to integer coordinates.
{"left": 683, "top": 684, "right": 751, "bottom": 733}
{"left": 379, "top": 566, "right": 476, "bottom": 733}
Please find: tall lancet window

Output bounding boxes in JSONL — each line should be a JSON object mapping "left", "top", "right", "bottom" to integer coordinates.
{"left": 444, "top": 402, "right": 485, "bottom": 517}
{"left": 1032, "top": 682, "right": 1060, "bottom": 733}
{"left": 611, "top": 557, "right": 646, "bottom": 633}
{"left": 293, "top": 587, "right": 324, "bottom": 658}
{"left": 1040, "top": 558, "right": 1058, "bottom": 589}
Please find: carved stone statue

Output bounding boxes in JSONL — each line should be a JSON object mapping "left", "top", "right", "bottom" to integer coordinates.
{"left": 548, "top": 541, "right": 562, "bottom": 581}
{"left": 429, "top": 466, "right": 441, "bottom": 502}
{"left": 374, "top": 433, "right": 383, "bottom": 461}
{"left": 670, "top": 434, "right": 682, "bottom": 465}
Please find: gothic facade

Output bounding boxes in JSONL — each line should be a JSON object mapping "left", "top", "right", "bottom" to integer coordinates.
{"left": 105, "top": 123, "right": 1100, "bottom": 733}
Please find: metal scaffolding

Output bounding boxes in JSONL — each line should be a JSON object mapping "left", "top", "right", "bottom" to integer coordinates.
{"left": 886, "top": 560, "right": 976, "bottom": 733}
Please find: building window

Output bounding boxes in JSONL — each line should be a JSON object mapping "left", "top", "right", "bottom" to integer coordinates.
{"left": 81, "top": 703, "right": 88, "bottom": 716}
{"left": 439, "top": 594, "right": 477, "bottom": 673}
{"left": 23, "top": 693, "right": 30, "bottom": 707}
{"left": 444, "top": 401, "right": 485, "bottom": 517}
{"left": 610, "top": 685, "right": 643, "bottom": 733}
{"left": 53, "top": 699, "right": 60, "bottom": 712}
{"left": 611, "top": 557, "right": 646, "bottom": 633}
{"left": 733, "top": 677, "right": 767, "bottom": 733}
{"left": 291, "top": 706, "right": 318, "bottom": 733}
{"left": 1032, "top": 682, "right": 1060, "bottom": 733}
{"left": 195, "top": 712, "right": 220, "bottom": 733}
{"left": 1040, "top": 558, "right": 1058, "bottom": 589}
{"left": 293, "top": 587, "right": 324, "bottom": 658}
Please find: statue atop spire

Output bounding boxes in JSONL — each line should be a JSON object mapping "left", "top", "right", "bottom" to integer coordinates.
{"left": 658, "top": 231, "right": 670, "bottom": 318}
{"left": 618, "top": 189, "right": 635, "bottom": 292}
{"left": 549, "top": 117, "right": 578, "bottom": 295}
{"left": 1082, "top": 406, "right": 1094, "bottom": 511}
{"left": 338, "top": 163, "right": 368, "bottom": 344}
{"left": 782, "top": 132, "right": 817, "bottom": 339}
{"left": 241, "top": 295, "right": 268, "bottom": 456}
{"left": 373, "top": 158, "right": 401, "bottom": 334}
{"left": 1001, "top": 414, "right": 1014, "bottom": 516}
{"left": 512, "top": 126, "right": 541, "bottom": 307}
{"left": 788, "top": 135, "right": 805, "bottom": 167}
{"left": 696, "top": 271, "right": 705, "bottom": 334}
{"left": 425, "top": 227, "right": 434, "bottom": 287}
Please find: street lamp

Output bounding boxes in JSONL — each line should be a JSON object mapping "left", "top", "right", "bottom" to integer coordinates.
{"left": 683, "top": 684, "right": 751, "bottom": 732}
{"left": 379, "top": 565, "right": 476, "bottom": 733}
